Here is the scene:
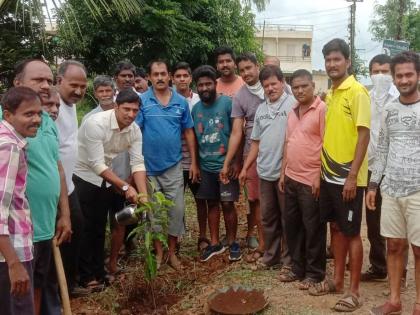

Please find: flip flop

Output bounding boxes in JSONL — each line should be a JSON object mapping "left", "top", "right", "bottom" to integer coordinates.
{"left": 245, "top": 250, "right": 264, "bottom": 263}
{"left": 308, "top": 278, "right": 341, "bottom": 296}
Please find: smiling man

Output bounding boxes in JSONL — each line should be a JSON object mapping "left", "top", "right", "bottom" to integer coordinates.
{"left": 0, "top": 87, "right": 42, "bottom": 315}
{"left": 74, "top": 88, "right": 147, "bottom": 289}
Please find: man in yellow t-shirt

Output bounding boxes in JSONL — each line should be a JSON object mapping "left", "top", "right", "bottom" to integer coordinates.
{"left": 308, "top": 39, "right": 370, "bottom": 313}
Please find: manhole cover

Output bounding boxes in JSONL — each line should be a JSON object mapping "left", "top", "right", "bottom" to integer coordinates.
{"left": 208, "top": 285, "right": 268, "bottom": 315}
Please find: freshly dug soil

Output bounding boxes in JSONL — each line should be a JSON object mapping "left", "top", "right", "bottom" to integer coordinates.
{"left": 208, "top": 287, "right": 267, "bottom": 315}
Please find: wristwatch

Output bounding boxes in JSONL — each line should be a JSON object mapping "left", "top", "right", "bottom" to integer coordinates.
{"left": 121, "top": 184, "right": 129, "bottom": 193}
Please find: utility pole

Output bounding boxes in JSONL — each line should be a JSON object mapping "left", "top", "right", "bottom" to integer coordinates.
{"left": 261, "top": 20, "right": 266, "bottom": 50}
{"left": 347, "top": 0, "right": 363, "bottom": 69}
{"left": 396, "top": 0, "right": 405, "bottom": 40}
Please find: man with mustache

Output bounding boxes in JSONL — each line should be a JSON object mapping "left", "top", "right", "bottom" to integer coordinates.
{"left": 56, "top": 60, "right": 88, "bottom": 295}
{"left": 279, "top": 69, "right": 326, "bottom": 288}
{"left": 367, "top": 51, "right": 420, "bottom": 315}
{"left": 74, "top": 88, "right": 147, "bottom": 289}
{"left": 10, "top": 59, "right": 73, "bottom": 313}
{"left": 309, "top": 39, "right": 370, "bottom": 313}
{"left": 136, "top": 59, "right": 199, "bottom": 271}
{"left": 214, "top": 46, "right": 244, "bottom": 97}
{"left": 114, "top": 61, "right": 136, "bottom": 92}
{"left": 220, "top": 52, "right": 265, "bottom": 259}
{"left": 0, "top": 86, "right": 42, "bottom": 315}
{"left": 239, "top": 65, "right": 295, "bottom": 272}
{"left": 191, "top": 65, "right": 241, "bottom": 262}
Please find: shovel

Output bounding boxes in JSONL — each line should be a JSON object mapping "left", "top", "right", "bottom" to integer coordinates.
{"left": 52, "top": 238, "right": 71, "bottom": 315}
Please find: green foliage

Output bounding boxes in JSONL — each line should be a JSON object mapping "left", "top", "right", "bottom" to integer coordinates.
{"left": 369, "top": 0, "right": 419, "bottom": 50}
{"left": 55, "top": 0, "right": 261, "bottom": 73}
{"left": 352, "top": 52, "right": 369, "bottom": 80}
{"left": 0, "top": 0, "right": 55, "bottom": 91}
{"left": 129, "top": 190, "right": 174, "bottom": 283}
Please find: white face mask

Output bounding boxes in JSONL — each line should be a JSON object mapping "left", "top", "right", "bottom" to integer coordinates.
{"left": 371, "top": 73, "right": 393, "bottom": 97}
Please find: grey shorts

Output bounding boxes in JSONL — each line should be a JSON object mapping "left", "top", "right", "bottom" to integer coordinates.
{"left": 148, "top": 162, "right": 185, "bottom": 237}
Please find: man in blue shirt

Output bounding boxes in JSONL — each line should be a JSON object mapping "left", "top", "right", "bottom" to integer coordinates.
{"left": 136, "top": 59, "right": 199, "bottom": 270}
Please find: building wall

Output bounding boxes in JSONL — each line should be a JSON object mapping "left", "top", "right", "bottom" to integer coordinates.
{"left": 313, "top": 72, "right": 330, "bottom": 94}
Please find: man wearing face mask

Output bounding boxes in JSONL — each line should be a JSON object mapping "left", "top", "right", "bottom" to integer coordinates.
{"left": 361, "top": 54, "right": 400, "bottom": 282}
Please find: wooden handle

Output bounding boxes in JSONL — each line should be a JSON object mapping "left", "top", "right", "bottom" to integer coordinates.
{"left": 52, "top": 238, "right": 72, "bottom": 315}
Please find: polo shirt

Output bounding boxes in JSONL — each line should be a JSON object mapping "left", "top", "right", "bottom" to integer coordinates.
{"left": 321, "top": 75, "right": 371, "bottom": 187}
{"left": 136, "top": 87, "right": 194, "bottom": 176}
{"left": 285, "top": 96, "right": 326, "bottom": 186}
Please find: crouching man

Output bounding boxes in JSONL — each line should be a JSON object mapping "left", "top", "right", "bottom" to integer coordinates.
{"left": 74, "top": 88, "right": 148, "bottom": 289}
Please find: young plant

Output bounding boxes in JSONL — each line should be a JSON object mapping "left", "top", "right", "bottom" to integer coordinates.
{"left": 128, "top": 190, "right": 174, "bottom": 282}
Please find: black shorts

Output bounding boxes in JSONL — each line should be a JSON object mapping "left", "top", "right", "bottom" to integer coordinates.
{"left": 320, "top": 180, "right": 364, "bottom": 237}
{"left": 33, "top": 239, "right": 53, "bottom": 288}
{"left": 183, "top": 170, "right": 200, "bottom": 196}
{"left": 196, "top": 169, "right": 239, "bottom": 202}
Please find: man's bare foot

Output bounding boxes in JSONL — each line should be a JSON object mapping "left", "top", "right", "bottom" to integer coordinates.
{"left": 167, "top": 254, "right": 182, "bottom": 271}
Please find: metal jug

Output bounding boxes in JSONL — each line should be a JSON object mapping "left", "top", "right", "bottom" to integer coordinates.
{"left": 115, "top": 204, "right": 139, "bottom": 226}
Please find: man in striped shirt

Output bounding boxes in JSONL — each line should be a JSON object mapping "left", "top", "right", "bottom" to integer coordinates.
{"left": 0, "top": 86, "right": 42, "bottom": 315}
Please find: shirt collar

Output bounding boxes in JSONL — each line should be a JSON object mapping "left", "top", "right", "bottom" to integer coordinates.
{"left": 335, "top": 75, "right": 356, "bottom": 90}
{"left": 1, "top": 120, "right": 27, "bottom": 149}
{"left": 147, "top": 87, "right": 175, "bottom": 105}
{"left": 293, "top": 95, "right": 321, "bottom": 110}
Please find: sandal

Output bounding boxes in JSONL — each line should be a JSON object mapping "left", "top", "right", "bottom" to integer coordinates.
{"left": 279, "top": 265, "right": 292, "bottom": 275}
{"left": 245, "top": 250, "right": 264, "bottom": 263}
{"left": 370, "top": 301, "right": 402, "bottom": 315}
{"left": 297, "top": 278, "right": 317, "bottom": 290}
{"left": 333, "top": 293, "right": 363, "bottom": 312}
{"left": 308, "top": 278, "right": 340, "bottom": 296}
{"left": 279, "top": 270, "right": 300, "bottom": 282}
{"left": 197, "top": 237, "right": 210, "bottom": 252}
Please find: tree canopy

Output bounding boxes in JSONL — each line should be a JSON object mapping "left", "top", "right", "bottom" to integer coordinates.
{"left": 369, "top": 0, "right": 420, "bottom": 51}
{"left": 55, "top": 0, "right": 262, "bottom": 74}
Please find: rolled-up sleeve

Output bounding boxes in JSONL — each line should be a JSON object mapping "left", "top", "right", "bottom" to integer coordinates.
{"left": 129, "top": 126, "right": 146, "bottom": 173}
{"left": 0, "top": 143, "right": 19, "bottom": 235}
{"left": 83, "top": 120, "right": 109, "bottom": 175}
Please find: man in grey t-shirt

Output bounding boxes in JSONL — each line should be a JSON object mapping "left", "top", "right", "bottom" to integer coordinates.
{"left": 239, "top": 65, "right": 295, "bottom": 269}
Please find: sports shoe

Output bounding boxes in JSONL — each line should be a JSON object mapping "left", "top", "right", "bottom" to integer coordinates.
{"left": 361, "top": 266, "right": 387, "bottom": 282}
{"left": 200, "top": 243, "right": 226, "bottom": 262}
{"left": 229, "top": 241, "right": 242, "bottom": 261}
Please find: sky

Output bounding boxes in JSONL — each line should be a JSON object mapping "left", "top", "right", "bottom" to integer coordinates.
{"left": 254, "top": 0, "right": 420, "bottom": 74}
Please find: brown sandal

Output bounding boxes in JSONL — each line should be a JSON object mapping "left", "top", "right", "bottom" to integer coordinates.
{"left": 308, "top": 278, "right": 340, "bottom": 296}
{"left": 245, "top": 250, "right": 264, "bottom": 263}
{"left": 279, "top": 270, "right": 299, "bottom": 282}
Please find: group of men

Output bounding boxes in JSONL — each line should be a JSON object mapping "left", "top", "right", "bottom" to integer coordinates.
{"left": 0, "top": 37, "right": 419, "bottom": 315}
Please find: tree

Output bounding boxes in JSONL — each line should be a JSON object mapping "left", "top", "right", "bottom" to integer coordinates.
{"left": 0, "top": 0, "right": 55, "bottom": 91}
{"left": 369, "top": 0, "right": 419, "bottom": 50}
{"left": 55, "top": 0, "right": 262, "bottom": 74}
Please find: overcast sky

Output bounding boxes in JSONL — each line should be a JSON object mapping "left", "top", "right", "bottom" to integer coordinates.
{"left": 254, "top": 0, "right": 420, "bottom": 74}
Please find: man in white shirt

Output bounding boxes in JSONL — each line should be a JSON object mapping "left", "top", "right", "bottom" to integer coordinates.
{"left": 56, "top": 60, "right": 88, "bottom": 296}
{"left": 74, "top": 88, "right": 147, "bottom": 288}
{"left": 362, "top": 54, "right": 400, "bottom": 282}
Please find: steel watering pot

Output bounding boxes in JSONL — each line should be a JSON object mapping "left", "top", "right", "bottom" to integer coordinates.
{"left": 115, "top": 204, "right": 143, "bottom": 226}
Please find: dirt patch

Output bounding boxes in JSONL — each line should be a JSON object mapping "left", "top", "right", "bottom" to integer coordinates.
{"left": 208, "top": 287, "right": 267, "bottom": 315}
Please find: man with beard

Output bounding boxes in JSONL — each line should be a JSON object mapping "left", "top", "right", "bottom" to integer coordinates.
{"left": 220, "top": 52, "right": 265, "bottom": 260}
{"left": 11, "top": 59, "right": 73, "bottom": 313}
{"left": 74, "top": 88, "right": 147, "bottom": 289}
{"left": 56, "top": 60, "right": 88, "bottom": 295}
{"left": 136, "top": 59, "right": 199, "bottom": 270}
{"left": 367, "top": 51, "right": 420, "bottom": 315}
{"left": 239, "top": 65, "right": 295, "bottom": 272}
{"left": 192, "top": 65, "right": 241, "bottom": 262}
{"left": 362, "top": 55, "right": 407, "bottom": 285}
{"left": 214, "top": 46, "right": 244, "bottom": 97}
{"left": 0, "top": 87, "right": 42, "bottom": 315}
{"left": 308, "top": 39, "right": 370, "bottom": 313}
